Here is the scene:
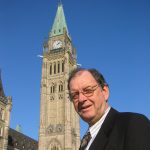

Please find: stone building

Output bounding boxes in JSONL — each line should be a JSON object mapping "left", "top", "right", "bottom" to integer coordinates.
{"left": 0, "top": 73, "right": 12, "bottom": 150}
{"left": 38, "top": 3, "right": 80, "bottom": 150}
{"left": 0, "top": 73, "right": 38, "bottom": 150}
{"left": 7, "top": 128, "right": 38, "bottom": 150}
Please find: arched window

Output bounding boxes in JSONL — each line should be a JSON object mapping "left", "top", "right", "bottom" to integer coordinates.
{"left": 51, "top": 145, "right": 59, "bottom": 150}
{"left": 50, "top": 84, "right": 55, "bottom": 93}
{"left": 53, "top": 86, "right": 55, "bottom": 93}
{"left": 54, "top": 63, "right": 56, "bottom": 74}
{"left": 62, "top": 61, "right": 64, "bottom": 72}
{"left": 58, "top": 61, "right": 60, "bottom": 73}
{"left": 59, "top": 85, "right": 63, "bottom": 92}
{"left": 49, "top": 140, "right": 61, "bottom": 150}
{"left": 58, "top": 82, "right": 63, "bottom": 92}
{"left": 50, "top": 64, "right": 52, "bottom": 75}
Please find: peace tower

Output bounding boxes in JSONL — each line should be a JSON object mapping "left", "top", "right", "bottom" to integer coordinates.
{"left": 38, "top": 3, "right": 80, "bottom": 150}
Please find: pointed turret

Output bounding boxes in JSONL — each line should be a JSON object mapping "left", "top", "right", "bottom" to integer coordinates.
{"left": 0, "top": 70, "right": 5, "bottom": 97}
{"left": 16, "top": 124, "right": 23, "bottom": 133}
{"left": 49, "top": 3, "right": 69, "bottom": 38}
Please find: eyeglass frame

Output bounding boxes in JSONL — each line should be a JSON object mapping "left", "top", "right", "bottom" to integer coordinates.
{"left": 69, "top": 84, "right": 100, "bottom": 101}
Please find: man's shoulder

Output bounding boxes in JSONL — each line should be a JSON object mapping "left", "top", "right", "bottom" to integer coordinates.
{"left": 118, "top": 111, "right": 149, "bottom": 122}
{"left": 110, "top": 107, "right": 149, "bottom": 120}
{"left": 112, "top": 109, "right": 150, "bottom": 131}
{"left": 108, "top": 108, "right": 150, "bottom": 127}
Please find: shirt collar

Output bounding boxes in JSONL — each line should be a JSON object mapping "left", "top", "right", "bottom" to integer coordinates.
{"left": 89, "top": 106, "right": 111, "bottom": 138}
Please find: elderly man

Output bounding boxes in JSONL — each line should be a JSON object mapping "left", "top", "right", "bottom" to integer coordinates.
{"left": 68, "top": 68, "right": 150, "bottom": 150}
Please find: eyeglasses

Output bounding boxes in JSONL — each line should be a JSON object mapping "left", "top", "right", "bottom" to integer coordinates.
{"left": 69, "top": 85, "right": 99, "bottom": 101}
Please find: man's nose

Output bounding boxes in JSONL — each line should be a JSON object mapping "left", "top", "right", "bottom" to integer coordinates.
{"left": 78, "top": 92, "right": 86, "bottom": 102}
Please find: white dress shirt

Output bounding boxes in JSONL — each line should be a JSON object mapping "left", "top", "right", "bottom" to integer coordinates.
{"left": 85, "top": 106, "right": 111, "bottom": 150}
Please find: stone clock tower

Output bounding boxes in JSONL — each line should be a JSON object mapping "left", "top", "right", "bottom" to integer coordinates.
{"left": 38, "top": 3, "right": 80, "bottom": 150}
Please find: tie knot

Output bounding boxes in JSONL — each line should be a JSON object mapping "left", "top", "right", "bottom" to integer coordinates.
{"left": 80, "top": 132, "right": 91, "bottom": 150}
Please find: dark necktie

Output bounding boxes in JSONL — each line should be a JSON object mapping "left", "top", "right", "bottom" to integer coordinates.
{"left": 79, "top": 132, "right": 91, "bottom": 150}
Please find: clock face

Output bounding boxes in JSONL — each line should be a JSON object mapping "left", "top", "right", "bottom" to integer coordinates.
{"left": 53, "top": 40, "right": 62, "bottom": 49}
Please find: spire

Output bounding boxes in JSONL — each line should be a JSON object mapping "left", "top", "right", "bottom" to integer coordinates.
{"left": 16, "top": 124, "right": 23, "bottom": 133}
{"left": 0, "top": 70, "right": 5, "bottom": 97}
{"left": 49, "top": 3, "right": 69, "bottom": 38}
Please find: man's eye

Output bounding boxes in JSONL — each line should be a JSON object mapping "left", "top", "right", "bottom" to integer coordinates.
{"left": 71, "top": 93, "right": 79, "bottom": 98}
{"left": 84, "top": 88, "right": 93, "bottom": 94}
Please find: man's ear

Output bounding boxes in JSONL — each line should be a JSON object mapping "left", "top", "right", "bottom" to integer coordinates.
{"left": 102, "top": 85, "right": 109, "bottom": 101}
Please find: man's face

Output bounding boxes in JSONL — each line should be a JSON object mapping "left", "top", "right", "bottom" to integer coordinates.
{"left": 69, "top": 71, "right": 109, "bottom": 126}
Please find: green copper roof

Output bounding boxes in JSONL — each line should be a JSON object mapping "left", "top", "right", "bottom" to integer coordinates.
{"left": 16, "top": 124, "right": 22, "bottom": 133}
{"left": 50, "top": 3, "right": 69, "bottom": 37}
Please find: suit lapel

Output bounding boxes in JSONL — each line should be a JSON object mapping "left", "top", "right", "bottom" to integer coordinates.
{"left": 89, "top": 130, "right": 108, "bottom": 150}
{"left": 89, "top": 108, "right": 119, "bottom": 150}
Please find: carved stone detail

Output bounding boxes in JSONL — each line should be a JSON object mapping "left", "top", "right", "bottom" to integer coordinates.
{"left": 58, "top": 93, "right": 63, "bottom": 100}
{"left": 56, "top": 124, "right": 64, "bottom": 133}
{"left": 46, "top": 124, "right": 64, "bottom": 135}
{"left": 50, "top": 95, "right": 55, "bottom": 101}
{"left": 47, "top": 125, "right": 54, "bottom": 134}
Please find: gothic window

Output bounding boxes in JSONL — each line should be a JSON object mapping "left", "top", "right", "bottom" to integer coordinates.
{"left": 50, "top": 87, "right": 53, "bottom": 93}
{"left": 58, "top": 62, "right": 60, "bottom": 73}
{"left": 51, "top": 145, "right": 59, "bottom": 150}
{"left": 58, "top": 85, "right": 60, "bottom": 92}
{"left": 54, "top": 63, "right": 56, "bottom": 74}
{"left": 59, "top": 84, "right": 63, "bottom": 92}
{"left": 62, "top": 61, "right": 64, "bottom": 72}
{"left": 49, "top": 140, "right": 61, "bottom": 150}
{"left": 50, "top": 64, "right": 52, "bottom": 75}
{"left": 50, "top": 84, "right": 55, "bottom": 93}
{"left": 58, "top": 81, "right": 63, "bottom": 92}
{"left": 60, "top": 85, "right": 62, "bottom": 92}
{"left": 59, "top": 29, "right": 61, "bottom": 32}
{"left": 53, "top": 86, "right": 55, "bottom": 92}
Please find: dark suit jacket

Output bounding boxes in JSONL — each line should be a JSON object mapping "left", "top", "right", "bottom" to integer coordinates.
{"left": 89, "top": 108, "right": 150, "bottom": 150}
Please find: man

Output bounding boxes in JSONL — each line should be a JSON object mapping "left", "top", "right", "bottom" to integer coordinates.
{"left": 68, "top": 68, "right": 150, "bottom": 150}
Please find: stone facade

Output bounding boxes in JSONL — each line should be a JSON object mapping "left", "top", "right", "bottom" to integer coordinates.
{"left": 0, "top": 74, "right": 12, "bottom": 150}
{"left": 38, "top": 3, "right": 80, "bottom": 150}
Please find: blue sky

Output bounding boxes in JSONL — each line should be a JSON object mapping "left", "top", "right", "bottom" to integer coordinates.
{"left": 0, "top": 0, "right": 150, "bottom": 140}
